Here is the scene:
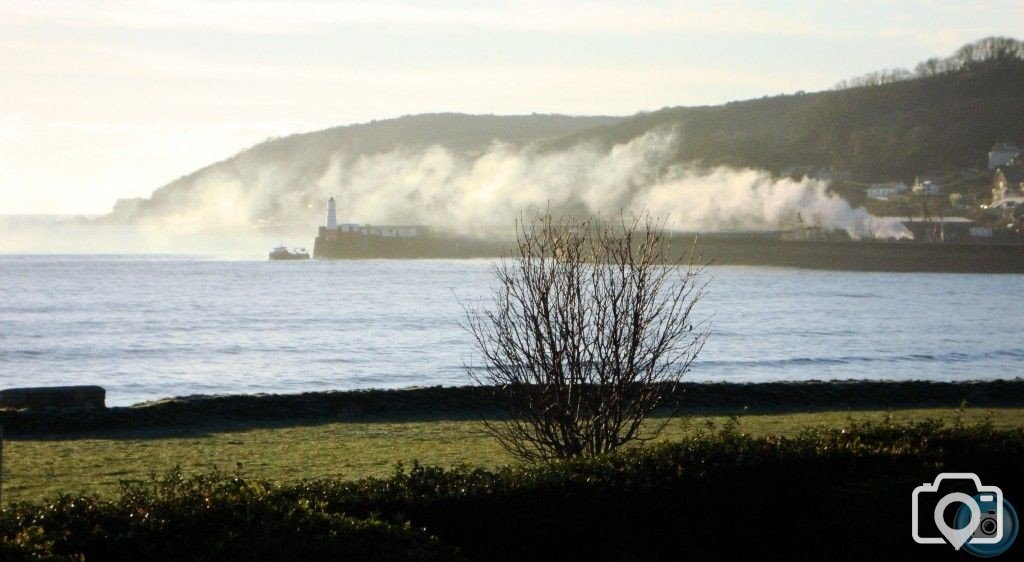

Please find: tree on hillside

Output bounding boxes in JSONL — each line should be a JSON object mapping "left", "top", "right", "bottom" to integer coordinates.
{"left": 953, "top": 36, "right": 1024, "bottom": 70}
{"left": 463, "top": 212, "right": 709, "bottom": 461}
{"left": 835, "top": 36, "right": 1024, "bottom": 90}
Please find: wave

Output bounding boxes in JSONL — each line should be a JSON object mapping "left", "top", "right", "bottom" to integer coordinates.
{"left": 696, "top": 348, "right": 1024, "bottom": 370}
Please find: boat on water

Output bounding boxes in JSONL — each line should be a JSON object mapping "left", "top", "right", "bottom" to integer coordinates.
{"left": 268, "top": 246, "right": 310, "bottom": 260}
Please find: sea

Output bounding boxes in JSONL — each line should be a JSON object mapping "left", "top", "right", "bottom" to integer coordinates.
{"left": 1, "top": 254, "right": 1022, "bottom": 406}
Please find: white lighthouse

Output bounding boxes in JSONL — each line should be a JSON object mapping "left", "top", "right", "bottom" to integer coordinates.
{"left": 326, "top": 196, "right": 337, "bottom": 229}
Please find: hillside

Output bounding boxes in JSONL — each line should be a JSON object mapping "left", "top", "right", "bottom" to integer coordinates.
{"left": 106, "top": 38, "right": 1024, "bottom": 230}
{"left": 543, "top": 39, "right": 1024, "bottom": 181}
{"left": 106, "top": 113, "right": 621, "bottom": 224}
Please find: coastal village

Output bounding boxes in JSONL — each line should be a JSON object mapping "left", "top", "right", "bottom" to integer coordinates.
{"left": 781, "top": 141, "right": 1024, "bottom": 243}
{"left": 308, "top": 141, "right": 1024, "bottom": 252}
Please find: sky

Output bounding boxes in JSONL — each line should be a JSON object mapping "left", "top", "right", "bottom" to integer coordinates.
{"left": 2, "top": 0, "right": 1023, "bottom": 215}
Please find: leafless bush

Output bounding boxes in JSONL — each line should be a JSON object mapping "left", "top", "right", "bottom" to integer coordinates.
{"left": 463, "top": 212, "right": 709, "bottom": 461}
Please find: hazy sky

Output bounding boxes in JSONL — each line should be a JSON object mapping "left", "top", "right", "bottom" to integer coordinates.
{"left": 2, "top": 0, "right": 1022, "bottom": 214}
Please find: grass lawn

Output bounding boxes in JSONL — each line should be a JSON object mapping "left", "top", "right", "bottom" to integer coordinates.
{"left": 4, "top": 407, "right": 1023, "bottom": 504}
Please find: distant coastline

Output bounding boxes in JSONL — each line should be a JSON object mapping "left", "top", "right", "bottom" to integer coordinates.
{"left": 312, "top": 227, "right": 1024, "bottom": 272}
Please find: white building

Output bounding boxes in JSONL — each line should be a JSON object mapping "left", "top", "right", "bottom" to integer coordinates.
{"left": 866, "top": 182, "right": 909, "bottom": 200}
{"left": 326, "top": 196, "right": 338, "bottom": 229}
{"left": 989, "top": 143, "right": 1022, "bottom": 170}
{"left": 321, "top": 198, "right": 419, "bottom": 238}
{"left": 993, "top": 167, "right": 1024, "bottom": 201}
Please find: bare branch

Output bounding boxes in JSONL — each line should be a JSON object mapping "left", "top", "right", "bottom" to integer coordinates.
{"left": 462, "top": 210, "right": 710, "bottom": 461}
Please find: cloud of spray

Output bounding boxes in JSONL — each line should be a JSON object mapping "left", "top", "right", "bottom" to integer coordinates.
{"left": 132, "top": 168, "right": 318, "bottom": 234}
{"left": 314, "top": 130, "right": 908, "bottom": 239}
{"left": 0, "top": 215, "right": 301, "bottom": 256}
{"left": 27, "top": 128, "right": 906, "bottom": 253}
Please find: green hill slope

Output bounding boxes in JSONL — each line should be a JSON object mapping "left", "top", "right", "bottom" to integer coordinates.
{"left": 107, "top": 113, "right": 621, "bottom": 224}
{"left": 544, "top": 38, "right": 1024, "bottom": 181}
{"left": 108, "top": 38, "right": 1024, "bottom": 228}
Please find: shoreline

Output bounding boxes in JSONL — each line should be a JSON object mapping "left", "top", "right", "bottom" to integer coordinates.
{"left": 3, "top": 379, "right": 1022, "bottom": 437}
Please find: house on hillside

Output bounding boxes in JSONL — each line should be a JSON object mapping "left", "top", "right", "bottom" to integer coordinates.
{"left": 993, "top": 166, "right": 1024, "bottom": 201}
{"left": 866, "top": 182, "right": 909, "bottom": 200}
{"left": 989, "top": 143, "right": 1022, "bottom": 170}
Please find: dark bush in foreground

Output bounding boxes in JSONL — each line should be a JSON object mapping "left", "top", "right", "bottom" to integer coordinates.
{"left": 3, "top": 417, "right": 1022, "bottom": 561}
{"left": 0, "top": 470, "right": 463, "bottom": 562}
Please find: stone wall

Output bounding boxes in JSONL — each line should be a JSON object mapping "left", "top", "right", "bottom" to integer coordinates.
{"left": 0, "top": 385, "right": 106, "bottom": 410}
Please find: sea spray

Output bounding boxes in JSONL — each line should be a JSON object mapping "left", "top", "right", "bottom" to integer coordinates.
{"left": 314, "top": 131, "right": 908, "bottom": 239}
{"left": 97, "top": 130, "right": 910, "bottom": 243}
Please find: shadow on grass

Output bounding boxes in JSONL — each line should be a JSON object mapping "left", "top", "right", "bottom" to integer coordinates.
{"left": 3, "top": 379, "right": 1023, "bottom": 441}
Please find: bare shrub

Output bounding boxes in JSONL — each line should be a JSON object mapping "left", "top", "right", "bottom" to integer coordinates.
{"left": 463, "top": 212, "right": 709, "bottom": 461}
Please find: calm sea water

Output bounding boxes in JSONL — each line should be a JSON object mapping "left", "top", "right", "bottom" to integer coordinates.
{"left": 1, "top": 255, "right": 1022, "bottom": 406}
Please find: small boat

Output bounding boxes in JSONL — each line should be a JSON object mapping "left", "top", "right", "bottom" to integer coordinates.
{"left": 268, "top": 246, "right": 310, "bottom": 260}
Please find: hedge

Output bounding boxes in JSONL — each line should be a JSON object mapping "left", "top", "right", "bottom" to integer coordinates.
{"left": 3, "top": 416, "right": 1021, "bottom": 561}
